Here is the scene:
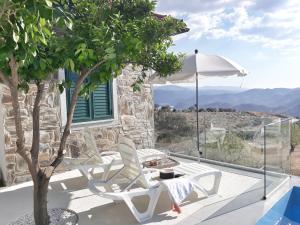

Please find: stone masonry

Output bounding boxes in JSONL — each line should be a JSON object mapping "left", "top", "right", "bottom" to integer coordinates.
{"left": 0, "top": 65, "right": 155, "bottom": 185}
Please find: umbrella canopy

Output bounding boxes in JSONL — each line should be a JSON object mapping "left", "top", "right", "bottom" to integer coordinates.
{"left": 149, "top": 52, "right": 248, "bottom": 83}
{"left": 149, "top": 50, "right": 248, "bottom": 159}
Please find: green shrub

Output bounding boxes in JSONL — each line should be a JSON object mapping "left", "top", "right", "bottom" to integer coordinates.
{"left": 236, "top": 130, "right": 256, "bottom": 140}
{"left": 155, "top": 112, "right": 194, "bottom": 137}
{"left": 221, "top": 132, "right": 245, "bottom": 162}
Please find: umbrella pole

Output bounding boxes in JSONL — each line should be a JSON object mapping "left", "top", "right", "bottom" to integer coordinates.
{"left": 195, "top": 49, "right": 202, "bottom": 159}
{"left": 196, "top": 71, "right": 201, "bottom": 159}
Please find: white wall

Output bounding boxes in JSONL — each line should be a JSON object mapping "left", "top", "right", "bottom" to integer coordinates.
{"left": 0, "top": 84, "right": 7, "bottom": 184}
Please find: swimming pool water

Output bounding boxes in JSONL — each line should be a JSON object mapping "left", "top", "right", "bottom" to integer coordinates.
{"left": 256, "top": 186, "right": 300, "bottom": 225}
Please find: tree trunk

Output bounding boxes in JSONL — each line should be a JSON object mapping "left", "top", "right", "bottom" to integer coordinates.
{"left": 33, "top": 173, "right": 50, "bottom": 225}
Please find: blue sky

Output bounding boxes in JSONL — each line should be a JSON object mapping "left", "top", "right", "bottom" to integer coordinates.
{"left": 156, "top": 0, "right": 300, "bottom": 89}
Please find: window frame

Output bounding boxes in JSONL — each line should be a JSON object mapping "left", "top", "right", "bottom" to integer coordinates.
{"left": 59, "top": 69, "right": 119, "bottom": 130}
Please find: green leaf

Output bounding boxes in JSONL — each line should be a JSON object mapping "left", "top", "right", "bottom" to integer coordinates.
{"left": 65, "top": 80, "right": 72, "bottom": 88}
{"left": 64, "top": 79, "right": 72, "bottom": 88}
{"left": 64, "top": 19, "right": 73, "bottom": 30}
{"left": 104, "top": 52, "right": 116, "bottom": 60}
{"left": 131, "top": 83, "right": 141, "bottom": 92}
{"left": 105, "top": 47, "right": 114, "bottom": 54}
{"left": 20, "top": 20, "right": 25, "bottom": 29}
{"left": 24, "top": 32, "right": 28, "bottom": 43}
{"left": 77, "top": 43, "right": 87, "bottom": 50}
{"left": 40, "top": 60, "right": 46, "bottom": 70}
{"left": 69, "top": 60, "right": 75, "bottom": 71}
{"left": 39, "top": 36, "right": 47, "bottom": 45}
{"left": 45, "top": 0, "right": 52, "bottom": 7}
{"left": 65, "top": 59, "right": 75, "bottom": 71}
{"left": 13, "top": 31, "right": 19, "bottom": 43}
{"left": 43, "top": 27, "right": 51, "bottom": 36}
{"left": 40, "top": 18, "right": 46, "bottom": 27}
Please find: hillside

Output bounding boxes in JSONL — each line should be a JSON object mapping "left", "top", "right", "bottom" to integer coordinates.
{"left": 155, "top": 111, "right": 279, "bottom": 167}
{"left": 154, "top": 85, "right": 300, "bottom": 117}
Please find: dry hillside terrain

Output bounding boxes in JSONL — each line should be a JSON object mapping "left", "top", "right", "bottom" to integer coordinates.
{"left": 155, "top": 110, "right": 295, "bottom": 174}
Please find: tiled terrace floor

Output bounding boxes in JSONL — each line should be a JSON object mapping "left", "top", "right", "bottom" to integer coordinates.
{"left": 0, "top": 158, "right": 296, "bottom": 225}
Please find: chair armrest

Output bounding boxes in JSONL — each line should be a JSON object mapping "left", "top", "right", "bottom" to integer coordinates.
{"left": 143, "top": 168, "right": 160, "bottom": 180}
{"left": 101, "top": 159, "right": 119, "bottom": 181}
{"left": 64, "top": 157, "right": 92, "bottom": 166}
{"left": 100, "top": 151, "right": 119, "bottom": 156}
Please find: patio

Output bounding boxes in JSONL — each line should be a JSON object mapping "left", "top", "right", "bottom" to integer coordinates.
{"left": 0, "top": 156, "right": 294, "bottom": 225}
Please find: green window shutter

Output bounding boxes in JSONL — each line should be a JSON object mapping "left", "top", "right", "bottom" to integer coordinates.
{"left": 65, "top": 71, "right": 92, "bottom": 123}
{"left": 65, "top": 70, "right": 113, "bottom": 123}
{"left": 72, "top": 95, "right": 92, "bottom": 122}
{"left": 92, "top": 81, "right": 113, "bottom": 120}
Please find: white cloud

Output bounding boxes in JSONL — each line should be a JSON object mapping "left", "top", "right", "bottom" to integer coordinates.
{"left": 156, "top": 0, "right": 300, "bottom": 54}
{"left": 156, "top": 0, "right": 249, "bottom": 14}
{"left": 254, "top": 51, "right": 269, "bottom": 60}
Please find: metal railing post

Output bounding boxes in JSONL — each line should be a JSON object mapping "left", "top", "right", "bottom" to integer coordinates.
{"left": 289, "top": 120, "right": 292, "bottom": 176}
{"left": 263, "top": 125, "right": 267, "bottom": 200}
{"left": 195, "top": 49, "right": 202, "bottom": 160}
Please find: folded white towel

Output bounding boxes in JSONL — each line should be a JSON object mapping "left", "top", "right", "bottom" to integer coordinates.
{"left": 162, "top": 177, "right": 194, "bottom": 204}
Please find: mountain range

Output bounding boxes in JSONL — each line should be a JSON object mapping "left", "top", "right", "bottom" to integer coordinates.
{"left": 153, "top": 85, "right": 300, "bottom": 117}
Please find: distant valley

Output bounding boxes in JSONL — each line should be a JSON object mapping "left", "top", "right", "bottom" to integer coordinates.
{"left": 154, "top": 85, "right": 300, "bottom": 117}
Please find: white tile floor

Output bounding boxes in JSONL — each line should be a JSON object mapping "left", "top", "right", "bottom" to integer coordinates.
{"left": 0, "top": 159, "right": 295, "bottom": 225}
{"left": 183, "top": 176, "right": 299, "bottom": 225}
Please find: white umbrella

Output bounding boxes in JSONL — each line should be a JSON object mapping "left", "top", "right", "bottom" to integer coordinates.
{"left": 150, "top": 49, "right": 248, "bottom": 157}
{"left": 150, "top": 50, "right": 247, "bottom": 83}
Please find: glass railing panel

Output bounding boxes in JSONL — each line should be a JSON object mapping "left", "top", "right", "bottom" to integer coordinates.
{"left": 154, "top": 110, "right": 292, "bottom": 212}
{"left": 264, "top": 119, "right": 291, "bottom": 197}
{"left": 154, "top": 110, "right": 267, "bottom": 217}
{"left": 154, "top": 110, "right": 197, "bottom": 156}
{"left": 200, "top": 112, "right": 272, "bottom": 169}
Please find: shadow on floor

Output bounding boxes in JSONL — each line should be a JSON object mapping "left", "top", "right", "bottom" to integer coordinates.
{"left": 0, "top": 180, "right": 73, "bottom": 224}
{"left": 201, "top": 177, "right": 276, "bottom": 222}
{"left": 76, "top": 190, "right": 205, "bottom": 225}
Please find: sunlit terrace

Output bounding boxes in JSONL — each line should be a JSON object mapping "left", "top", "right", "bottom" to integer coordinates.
{"left": 0, "top": 121, "right": 296, "bottom": 225}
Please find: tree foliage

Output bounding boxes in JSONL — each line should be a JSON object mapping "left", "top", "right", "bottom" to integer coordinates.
{"left": 56, "top": 0, "right": 186, "bottom": 92}
{"left": 0, "top": 0, "right": 187, "bottom": 224}
{"left": 0, "top": 0, "right": 69, "bottom": 86}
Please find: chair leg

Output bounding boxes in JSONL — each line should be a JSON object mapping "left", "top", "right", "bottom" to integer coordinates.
{"left": 191, "top": 171, "right": 222, "bottom": 196}
{"left": 78, "top": 165, "right": 93, "bottom": 180}
{"left": 122, "top": 187, "right": 162, "bottom": 223}
{"left": 192, "top": 182, "right": 209, "bottom": 197}
{"left": 208, "top": 171, "right": 222, "bottom": 195}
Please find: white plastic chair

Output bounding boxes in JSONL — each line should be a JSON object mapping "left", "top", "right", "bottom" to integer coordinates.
{"left": 64, "top": 129, "right": 166, "bottom": 179}
{"left": 88, "top": 137, "right": 222, "bottom": 223}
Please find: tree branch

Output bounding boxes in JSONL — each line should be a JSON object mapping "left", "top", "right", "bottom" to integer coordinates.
{"left": 84, "top": 60, "right": 107, "bottom": 78}
{"left": 45, "top": 76, "right": 83, "bottom": 176}
{"left": 8, "top": 56, "right": 34, "bottom": 176}
{"left": 46, "top": 60, "right": 106, "bottom": 177}
{"left": 31, "top": 83, "right": 45, "bottom": 171}
{"left": 8, "top": 57, "right": 24, "bottom": 152}
{"left": 9, "top": 56, "right": 19, "bottom": 86}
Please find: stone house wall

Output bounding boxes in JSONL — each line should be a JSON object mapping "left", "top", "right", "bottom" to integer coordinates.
{"left": 0, "top": 65, "right": 154, "bottom": 185}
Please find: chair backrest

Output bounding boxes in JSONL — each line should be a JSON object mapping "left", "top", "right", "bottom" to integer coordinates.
{"left": 118, "top": 137, "right": 150, "bottom": 188}
{"left": 82, "top": 128, "right": 103, "bottom": 163}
